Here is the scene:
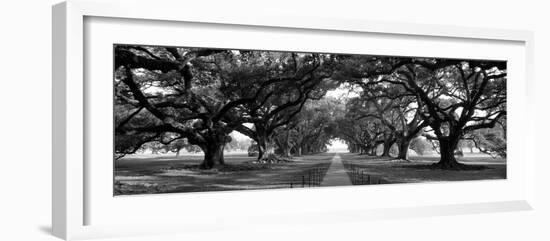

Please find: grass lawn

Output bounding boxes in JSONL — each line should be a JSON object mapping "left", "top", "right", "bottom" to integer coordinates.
{"left": 114, "top": 152, "right": 506, "bottom": 195}
{"left": 339, "top": 153, "right": 506, "bottom": 184}
{"left": 115, "top": 152, "right": 333, "bottom": 195}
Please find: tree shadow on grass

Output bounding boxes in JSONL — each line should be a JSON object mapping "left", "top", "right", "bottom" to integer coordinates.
{"left": 397, "top": 163, "right": 490, "bottom": 171}
{"left": 163, "top": 163, "right": 276, "bottom": 173}
{"left": 115, "top": 155, "right": 334, "bottom": 195}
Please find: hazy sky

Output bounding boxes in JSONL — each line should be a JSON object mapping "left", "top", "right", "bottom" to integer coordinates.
{"left": 327, "top": 139, "right": 348, "bottom": 152}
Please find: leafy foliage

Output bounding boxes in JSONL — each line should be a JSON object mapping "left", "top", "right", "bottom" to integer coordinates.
{"left": 114, "top": 45, "right": 507, "bottom": 170}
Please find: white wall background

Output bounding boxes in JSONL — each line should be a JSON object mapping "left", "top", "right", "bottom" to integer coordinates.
{"left": 0, "top": 0, "right": 548, "bottom": 240}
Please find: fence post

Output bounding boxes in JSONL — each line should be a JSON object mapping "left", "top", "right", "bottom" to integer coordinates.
{"left": 318, "top": 168, "right": 321, "bottom": 186}
{"left": 309, "top": 170, "right": 311, "bottom": 187}
{"left": 317, "top": 168, "right": 320, "bottom": 185}
{"left": 302, "top": 176, "right": 305, "bottom": 187}
{"left": 314, "top": 169, "right": 317, "bottom": 186}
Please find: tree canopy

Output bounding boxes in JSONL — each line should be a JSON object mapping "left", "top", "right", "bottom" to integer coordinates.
{"left": 114, "top": 45, "right": 506, "bottom": 170}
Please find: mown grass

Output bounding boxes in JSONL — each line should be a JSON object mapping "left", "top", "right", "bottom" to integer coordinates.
{"left": 114, "top": 152, "right": 506, "bottom": 195}
{"left": 339, "top": 153, "right": 506, "bottom": 184}
{"left": 115, "top": 153, "right": 333, "bottom": 195}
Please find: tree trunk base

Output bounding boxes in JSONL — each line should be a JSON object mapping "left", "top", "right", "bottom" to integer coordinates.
{"left": 430, "top": 160, "right": 483, "bottom": 170}
{"left": 199, "top": 162, "right": 222, "bottom": 170}
{"left": 253, "top": 154, "right": 293, "bottom": 164}
{"left": 390, "top": 158, "right": 411, "bottom": 163}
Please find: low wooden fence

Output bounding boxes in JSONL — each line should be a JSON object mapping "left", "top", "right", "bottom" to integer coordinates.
{"left": 289, "top": 164, "right": 330, "bottom": 188}
{"left": 343, "top": 162, "right": 386, "bottom": 185}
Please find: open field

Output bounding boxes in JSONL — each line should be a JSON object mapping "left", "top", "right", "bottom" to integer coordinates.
{"left": 115, "top": 153, "right": 333, "bottom": 195}
{"left": 114, "top": 152, "right": 506, "bottom": 195}
{"left": 341, "top": 153, "right": 506, "bottom": 184}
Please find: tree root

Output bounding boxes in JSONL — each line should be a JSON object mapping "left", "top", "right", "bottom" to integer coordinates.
{"left": 389, "top": 158, "right": 411, "bottom": 163}
{"left": 252, "top": 155, "right": 294, "bottom": 164}
{"left": 429, "top": 161, "right": 488, "bottom": 170}
{"left": 397, "top": 160, "right": 489, "bottom": 170}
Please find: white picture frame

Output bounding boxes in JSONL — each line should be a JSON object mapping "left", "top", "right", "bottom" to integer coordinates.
{"left": 52, "top": 0, "right": 535, "bottom": 240}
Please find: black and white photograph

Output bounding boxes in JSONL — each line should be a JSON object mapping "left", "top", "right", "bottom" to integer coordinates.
{"left": 114, "top": 45, "right": 507, "bottom": 195}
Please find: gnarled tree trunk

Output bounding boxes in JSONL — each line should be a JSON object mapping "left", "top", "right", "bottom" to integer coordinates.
{"left": 256, "top": 133, "right": 280, "bottom": 163}
{"left": 397, "top": 138, "right": 411, "bottom": 160}
{"left": 257, "top": 139, "right": 265, "bottom": 161}
{"left": 275, "top": 133, "right": 293, "bottom": 158}
{"left": 200, "top": 141, "right": 225, "bottom": 169}
{"left": 382, "top": 139, "right": 395, "bottom": 157}
{"left": 199, "top": 131, "right": 229, "bottom": 169}
{"left": 262, "top": 141, "right": 277, "bottom": 161}
{"left": 281, "top": 146, "right": 291, "bottom": 158}
{"left": 433, "top": 136, "right": 464, "bottom": 169}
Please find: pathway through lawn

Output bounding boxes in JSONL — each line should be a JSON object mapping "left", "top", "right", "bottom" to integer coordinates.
{"left": 320, "top": 154, "right": 352, "bottom": 186}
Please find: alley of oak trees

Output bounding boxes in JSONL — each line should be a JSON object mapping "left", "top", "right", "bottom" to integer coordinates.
{"left": 114, "top": 46, "right": 506, "bottom": 170}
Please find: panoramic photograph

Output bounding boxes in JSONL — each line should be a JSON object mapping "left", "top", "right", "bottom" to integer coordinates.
{"left": 113, "top": 44, "right": 507, "bottom": 195}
